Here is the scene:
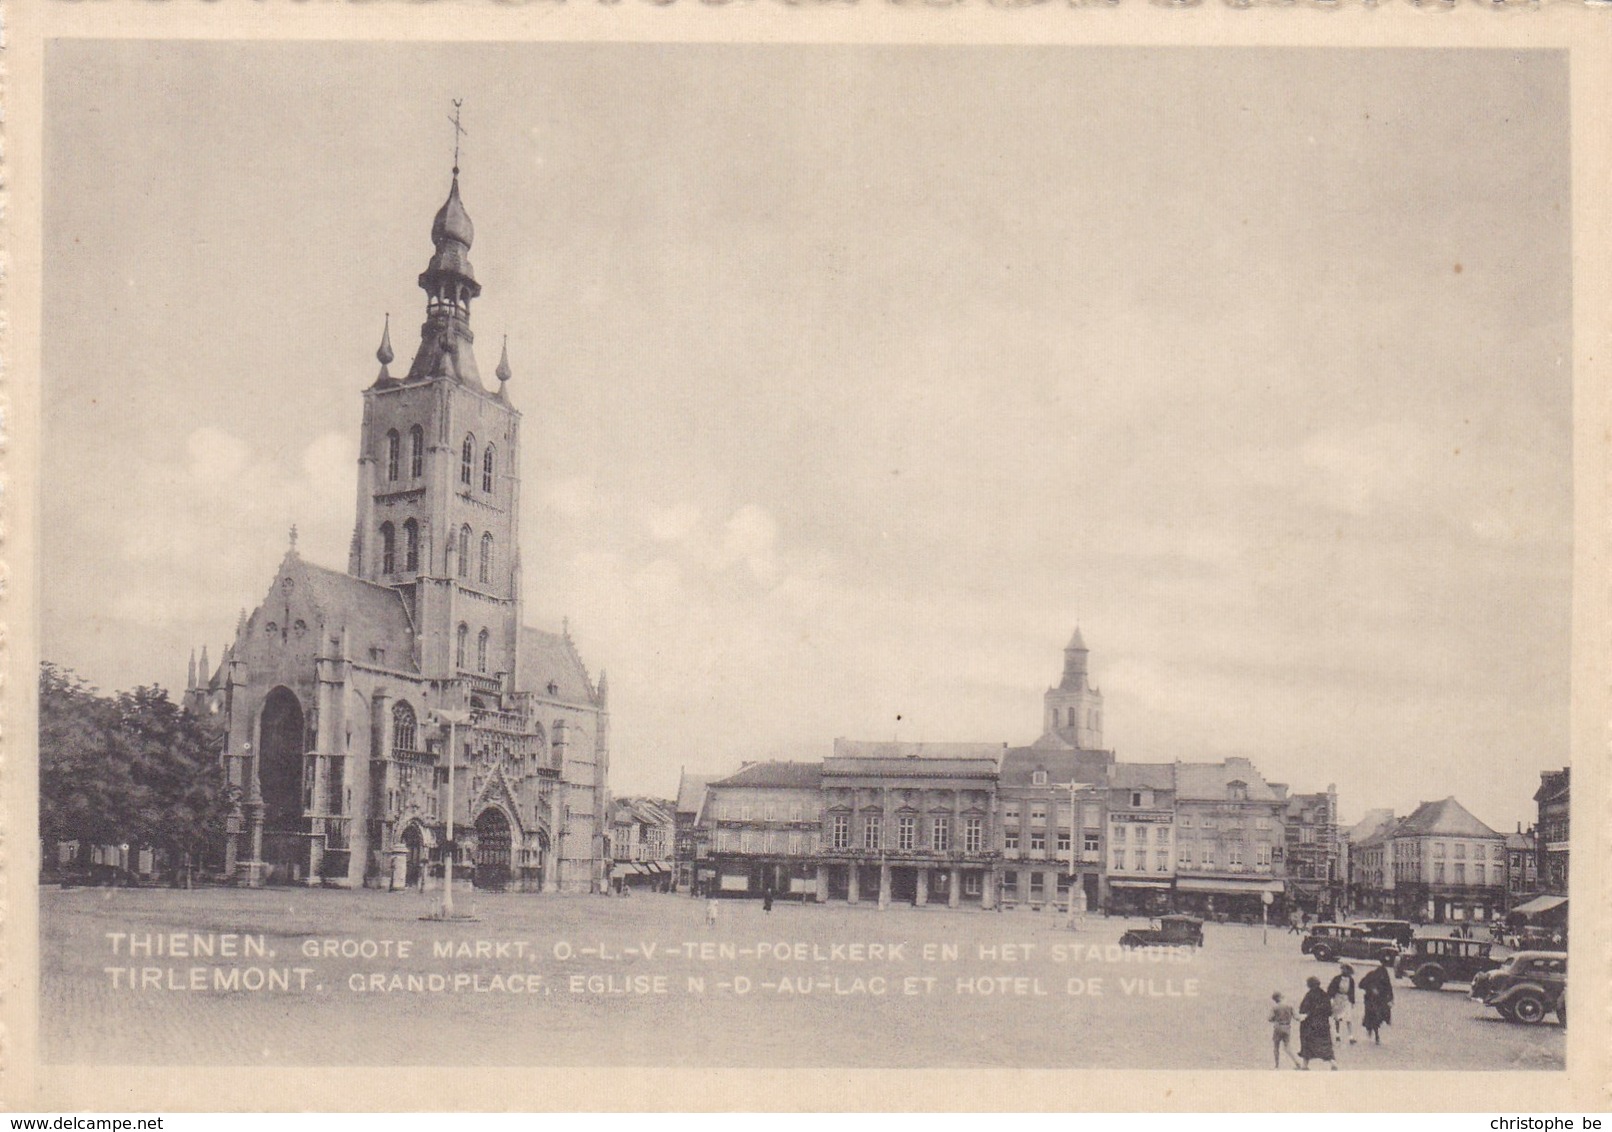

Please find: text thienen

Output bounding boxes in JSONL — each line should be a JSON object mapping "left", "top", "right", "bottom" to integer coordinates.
{"left": 105, "top": 932, "right": 269, "bottom": 958}
{"left": 104, "top": 966, "right": 313, "bottom": 991}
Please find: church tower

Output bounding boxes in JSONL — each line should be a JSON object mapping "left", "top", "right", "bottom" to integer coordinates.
{"left": 348, "top": 164, "right": 524, "bottom": 685}
{"left": 1043, "top": 626, "right": 1104, "bottom": 749}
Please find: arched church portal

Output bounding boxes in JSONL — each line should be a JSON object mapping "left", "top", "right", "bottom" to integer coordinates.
{"left": 259, "top": 687, "right": 305, "bottom": 832}
{"left": 473, "top": 807, "right": 513, "bottom": 892}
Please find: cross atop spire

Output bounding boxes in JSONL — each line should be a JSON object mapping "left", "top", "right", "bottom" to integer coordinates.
{"left": 449, "top": 99, "right": 467, "bottom": 176}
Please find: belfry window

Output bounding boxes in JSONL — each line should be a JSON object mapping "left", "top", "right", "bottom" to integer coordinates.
{"left": 379, "top": 522, "right": 396, "bottom": 574}
{"left": 477, "top": 629, "right": 490, "bottom": 673}
{"left": 392, "top": 701, "right": 417, "bottom": 753}
{"left": 456, "top": 623, "right": 469, "bottom": 670}
{"left": 386, "top": 430, "right": 400, "bottom": 482}
{"left": 403, "top": 519, "right": 419, "bottom": 572}
{"left": 482, "top": 445, "right": 495, "bottom": 493}
{"left": 410, "top": 426, "right": 424, "bottom": 478}
{"left": 461, "top": 435, "right": 475, "bottom": 486}
{"left": 458, "top": 525, "right": 472, "bottom": 579}
{"left": 480, "top": 533, "right": 493, "bottom": 584}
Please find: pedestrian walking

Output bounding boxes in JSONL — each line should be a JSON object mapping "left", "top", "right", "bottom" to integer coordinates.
{"left": 1288, "top": 909, "right": 1303, "bottom": 936}
{"left": 1298, "top": 976, "right": 1337, "bottom": 1070}
{"left": 1361, "top": 957, "right": 1394, "bottom": 1045}
{"left": 762, "top": 890, "right": 774, "bottom": 914}
{"left": 1269, "top": 992, "right": 1301, "bottom": 1069}
{"left": 1328, "top": 964, "right": 1359, "bottom": 1045}
{"left": 705, "top": 896, "right": 718, "bottom": 928}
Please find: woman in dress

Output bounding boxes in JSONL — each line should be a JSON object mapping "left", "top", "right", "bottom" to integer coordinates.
{"left": 1297, "top": 975, "right": 1337, "bottom": 1070}
{"left": 1360, "top": 957, "right": 1394, "bottom": 1045}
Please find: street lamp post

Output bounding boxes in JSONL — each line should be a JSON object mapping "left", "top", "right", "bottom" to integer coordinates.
{"left": 1066, "top": 780, "right": 1083, "bottom": 930}
{"left": 428, "top": 706, "right": 473, "bottom": 921}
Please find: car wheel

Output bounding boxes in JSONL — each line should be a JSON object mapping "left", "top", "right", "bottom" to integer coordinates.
{"left": 1312, "top": 946, "right": 1334, "bottom": 963}
{"left": 1495, "top": 1002, "right": 1517, "bottom": 1021}
{"left": 1512, "top": 993, "right": 1548, "bottom": 1024}
{"left": 1413, "top": 967, "right": 1445, "bottom": 992}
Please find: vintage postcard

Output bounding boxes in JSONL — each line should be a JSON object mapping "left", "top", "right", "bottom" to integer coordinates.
{"left": 4, "top": 0, "right": 1609, "bottom": 1114}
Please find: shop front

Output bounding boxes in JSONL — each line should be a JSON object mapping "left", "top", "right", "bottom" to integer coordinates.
{"left": 1106, "top": 877, "right": 1172, "bottom": 916}
{"left": 1174, "top": 876, "right": 1285, "bottom": 922}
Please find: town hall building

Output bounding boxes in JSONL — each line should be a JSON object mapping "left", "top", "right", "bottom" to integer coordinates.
{"left": 187, "top": 161, "right": 611, "bottom": 894}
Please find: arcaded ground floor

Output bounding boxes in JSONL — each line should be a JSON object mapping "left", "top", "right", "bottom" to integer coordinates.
{"left": 39, "top": 885, "right": 1565, "bottom": 1070}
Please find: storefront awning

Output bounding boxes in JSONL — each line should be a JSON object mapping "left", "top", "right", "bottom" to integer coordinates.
{"left": 1110, "top": 879, "right": 1173, "bottom": 889}
{"left": 1509, "top": 894, "right": 1567, "bottom": 918}
{"left": 1176, "top": 877, "right": 1284, "bottom": 895}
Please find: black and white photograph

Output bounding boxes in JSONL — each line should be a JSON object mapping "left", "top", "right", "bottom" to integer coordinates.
{"left": 9, "top": 7, "right": 1611, "bottom": 1114}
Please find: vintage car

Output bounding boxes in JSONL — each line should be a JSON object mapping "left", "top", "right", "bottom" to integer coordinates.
{"left": 1300, "top": 922, "right": 1400, "bottom": 964}
{"left": 1471, "top": 951, "right": 1567, "bottom": 1025}
{"left": 1393, "top": 936, "right": 1502, "bottom": 990}
{"left": 1352, "top": 919, "right": 1416, "bottom": 949}
{"left": 1119, "top": 914, "right": 1204, "bottom": 949}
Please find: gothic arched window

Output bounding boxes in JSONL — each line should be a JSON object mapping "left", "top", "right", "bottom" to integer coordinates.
{"left": 480, "top": 532, "right": 493, "bottom": 584}
{"left": 386, "top": 430, "right": 400, "bottom": 482}
{"left": 403, "top": 518, "right": 419, "bottom": 572}
{"left": 409, "top": 425, "right": 424, "bottom": 478}
{"left": 477, "top": 629, "right": 490, "bottom": 673}
{"left": 461, "top": 434, "right": 475, "bottom": 485}
{"left": 379, "top": 522, "right": 396, "bottom": 574}
{"left": 392, "top": 701, "right": 417, "bottom": 754}
{"left": 458, "top": 525, "right": 472, "bottom": 578}
{"left": 482, "top": 444, "right": 495, "bottom": 493}
{"left": 456, "top": 623, "right": 469, "bottom": 670}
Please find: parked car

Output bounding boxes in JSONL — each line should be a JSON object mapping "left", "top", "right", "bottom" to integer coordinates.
{"left": 1394, "top": 936, "right": 1502, "bottom": 990}
{"left": 1352, "top": 919, "right": 1416, "bottom": 949}
{"left": 1471, "top": 951, "right": 1566, "bottom": 1025}
{"left": 1300, "top": 922, "right": 1400, "bottom": 964}
{"left": 54, "top": 862, "right": 141, "bottom": 888}
{"left": 1120, "top": 914, "right": 1204, "bottom": 949}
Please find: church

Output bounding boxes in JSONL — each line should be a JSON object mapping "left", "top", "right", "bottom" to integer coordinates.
{"left": 186, "top": 160, "right": 611, "bottom": 894}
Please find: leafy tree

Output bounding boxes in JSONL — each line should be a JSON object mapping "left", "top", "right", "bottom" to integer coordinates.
{"left": 39, "top": 663, "right": 234, "bottom": 878}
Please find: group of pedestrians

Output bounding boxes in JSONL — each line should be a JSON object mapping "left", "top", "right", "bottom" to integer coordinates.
{"left": 1269, "top": 956, "right": 1396, "bottom": 1069}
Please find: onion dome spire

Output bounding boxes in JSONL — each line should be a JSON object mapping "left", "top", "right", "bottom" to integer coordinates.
{"left": 408, "top": 101, "right": 483, "bottom": 387}
{"left": 376, "top": 313, "right": 394, "bottom": 379}
{"left": 496, "top": 336, "right": 512, "bottom": 384}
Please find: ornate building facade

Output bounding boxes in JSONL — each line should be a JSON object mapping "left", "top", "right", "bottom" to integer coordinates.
{"left": 187, "top": 165, "right": 611, "bottom": 893}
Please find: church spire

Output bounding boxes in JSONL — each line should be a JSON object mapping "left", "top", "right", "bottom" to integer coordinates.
{"left": 376, "top": 313, "right": 394, "bottom": 380}
{"left": 407, "top": 101, "right": 483, "bottom": 387}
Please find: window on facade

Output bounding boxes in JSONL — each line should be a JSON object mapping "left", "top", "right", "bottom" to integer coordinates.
{"left": 482, "top": 445, "right": 495, "bottom": 493}
{"left": 897, "top": 815, "right": 916, "bottom": 850}
{"left": 963, "top": 872, "right": 982, "bottom": 896}
{"left": 1111, "top": 849, "right": 1125, "bottom": 871}
{"left": 379, "top": 522, "right": 396, "bottom": 574}
{"left": 1003, "top": 803, "right": 1020, "bottom": 823}
{"left": 1300, "top": 826, "right": 1316, "bottom": 844}
{"left": 933, "top": 817, "right": 950, "bottom": 852}
{"left": 1256, "top": 843, "right": 1272, "bottom": 868}
{"left": 409, "top": 426, "right": 424, "bottom": 477}
{"left": 1029, "top": 874, "right": 1045, "bottom": 900}
{"left": 1030, "top": 831, "right": 1046, "bottom": 852}
{"left": 863, "top": 818, "right": 882, "bottom": 850}
{"left": 403, "top": 519, "right": 419, "bottom": 572}
{"left": 1454, "top": 843, "right": 1467, "bottom": 860}
{"left": 1114, "top": 823, "right": 1128, "bottom": 842}
{"left": 457, "top": 525, "right": 472, "bottom": 578}
{"left": 1256, "top": 816, "right": 1271, "bottom": 830}
{"left": 1083, "top": 832, "right": 1100, "bottom": 855}
{"left": 1179, "top": 845, "right": 1194, "bottom": 868}
{"left": 477, "top": 629, "right": 489, "bottom": 673}
{"left": 392, "top": 701, "right": 417, "bottom": 753}
{"left": 1130, "top": 791, "right": 1143, "bottom": 807}
{"left": 1082, "top": 803, "right": 1100, "bottom": 828}
{"left": 1434, "top": 861, "right": 1445, "bottom": 884}
{"left": 1228, "top": 782, "right": 1248, "bottom": 801}
{"left": 964, "top": 817, "right": 983, "bottom": 853}
{"left": 1032, "top": 770, "right": 1048, "bottom": 786}
{"left": 1002, "top": 872, "right": 1018, "bottom": 897}
{"left": 456, "top": 623, "right": 468, "bottom": 669}
{"left": 1057, "top": 831, "right": 1071, "bottom": 852}
{"left": 1454, "top": 863, "right": 1466, "bottom": 885}
{"left": 1005, "top": 829, "right": 1020, "bottom": 851}
{"left": 1030, "top": 804, "right": 1047, "bottom": 825}
{"left": 386, "top": 429, "right": 400, "bottom": 481}
{"left": 461, "top": 434, "right": 475, "bottom": 485}
{"left": 1156, "top": 849, "right": 1169, "bottom": 872}
{"left": 1433, "top": 841, "right": 1446, "bottom": 859}
{"left": 1130, "top": 849, "right": 1143, "bottom": 871}
{"left": 480, "top": 533, "right": 493, "bottom": 584}
{"left": 832, "top": 815, "right": 850, "bottom": 849}
{"left": 1229, "top": 844, "right": 1243, "bottom": 867}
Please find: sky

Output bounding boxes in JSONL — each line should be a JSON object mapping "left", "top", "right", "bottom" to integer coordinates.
{"left": 42, "top": 42, "right": 1572, "bottom": 831}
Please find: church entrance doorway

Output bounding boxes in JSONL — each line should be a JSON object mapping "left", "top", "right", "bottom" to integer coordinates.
{"left": 258, "top": 687, "right": 307, "bottom": 882}
{"left": 473, "top": 808, "right": 512, "bottom": 891}
{"left": 402, "top": 823, "right": 426, "bottom": 888}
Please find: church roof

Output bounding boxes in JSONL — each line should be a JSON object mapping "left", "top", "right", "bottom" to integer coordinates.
{"left": 1393, "top": 796, "right": 1501, "bottom": 840}
{"left": 297, "top": 560, "right": 417, "bottom": 668}
{"left": 516, "top": 626, "right": 597, "bottom": 705}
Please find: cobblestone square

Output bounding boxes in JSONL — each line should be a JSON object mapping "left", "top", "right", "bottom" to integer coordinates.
{"left": 42, "top": 887, "right": 1566, "bottom": 1070}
